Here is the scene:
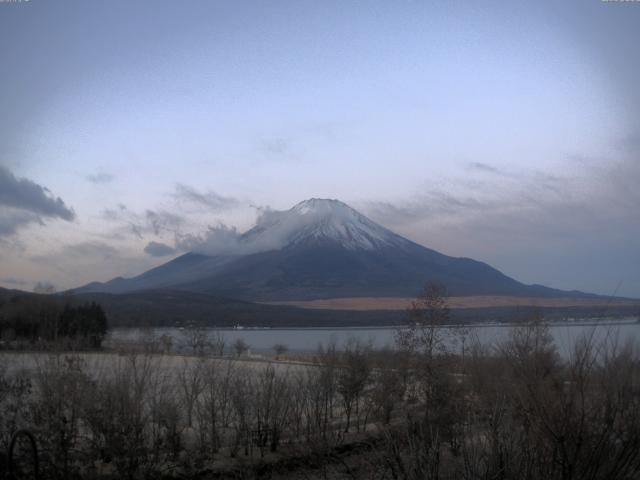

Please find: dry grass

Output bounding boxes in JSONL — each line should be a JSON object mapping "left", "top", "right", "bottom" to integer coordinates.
{"left": 263, "top": 295, "right": 640, "bottom": 311}
{"left": 0, "top": 351, "right": 310, "bottom": 378}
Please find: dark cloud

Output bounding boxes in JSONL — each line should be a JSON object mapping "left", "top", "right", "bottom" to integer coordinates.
{"left": 173, "top": 184, "right": 240, "bottom": 212}
{"left": 144, "top": 241, "right": 177, "bottom": 257}
{"left": 86, "top": 172, "right": 115, "bottom": 184}
{"left": 0, "top": 166, "right": 75, "bottom": 236}
{"left": 0, "top": 166, "right": 75, "bottom": 220}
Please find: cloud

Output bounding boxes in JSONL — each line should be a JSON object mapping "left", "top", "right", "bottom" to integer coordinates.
{"left": 467, "top": 162, "right": 499, "bottom": 174}
{"left": 0, "top": 235, "right": 26, "bottom": 256}
{"left": 0, "top": 208, "right": 43, "bottom": 236}
{"left": 33, "top": 281, "right": 57, "bottom": 294}
{"left": 364, "top": 190, "right": 491, "bottom": 227}
{"left": 30, "top": 241, "right": 120, "bottom": 277}
{"left": 144, "top": 241, "right": 177, "bottom": 257}
{"left": 29, "top": 240, "right": 160, "bottom": 290}
{"left": 86, "top": 172, "right": 115, "bottom": 184}
{"left": 145, "top": 209, "right": 184, "bottom": 235}
{"left": 362, "top": 153, "right": 640, "bottom": 296}
{"left": 0, "top": 277, "right": 30, "bottom": 287}
{"left": 365, "top": 163, "right": 582, "bottom": 232}
{"left": 175, "top": 223, "right": 243, "bottom": 256}
{"left": 258, "top": 138, "right": 290, "bottom": 156}
{"left": 173, "top": 208, "right": 291, "bottom": 256}
{"left": 58, "top": 241, "right": 119, "bottom": 260}
{"left": 103, "top": 185, "right": 239, "bottom": 243}
{"left": 174, "top": 205, "right": 337, "bottom": 256}
{"left": 101, "top": 204, "right": 185, "bottom": 239}
{"left": 173, "top": 183, "right": 240, "bottom": 212}
{"left": 0, "top": 166, "right": 75, "bottom": 236}
{"left": 0, "top": 166, "right": 75, "bottom": 220}
{"left": 100, "top": 186, "right": 243, "bottom": 259}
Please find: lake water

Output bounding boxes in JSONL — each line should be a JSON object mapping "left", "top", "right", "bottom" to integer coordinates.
{"left": 108, "top": 318, "right": 640, "bottom": 356}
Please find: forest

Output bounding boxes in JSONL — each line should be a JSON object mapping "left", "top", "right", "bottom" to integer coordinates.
{"left": 0, "top": 294, "right": 108, "bottom": 349}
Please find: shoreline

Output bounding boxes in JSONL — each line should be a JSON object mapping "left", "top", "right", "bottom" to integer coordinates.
{"left": 109, "top": 317, "right": 640, "bottom": 332}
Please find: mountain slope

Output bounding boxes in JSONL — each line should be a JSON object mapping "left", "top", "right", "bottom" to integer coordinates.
{"left": 75, "top": 198, "right": 599, "bottom": 300}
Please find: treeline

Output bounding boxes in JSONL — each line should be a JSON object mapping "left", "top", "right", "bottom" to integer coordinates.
{"left": 69, "top": 289, "right": 640, "bottom": 328}
{"left": 0, "top": 294, "right": 108, "bottom": 348}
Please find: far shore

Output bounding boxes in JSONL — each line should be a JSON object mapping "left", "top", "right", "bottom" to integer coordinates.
{"left": 109, "top": 316, "right": 640, "bottom": 331}
{"left": 263, "top": 295, "right": 640, "bottom": 311}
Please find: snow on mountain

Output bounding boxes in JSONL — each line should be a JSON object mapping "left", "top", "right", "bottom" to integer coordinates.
{"left": 240, "top": 198, "right": 403, "bottom": 251}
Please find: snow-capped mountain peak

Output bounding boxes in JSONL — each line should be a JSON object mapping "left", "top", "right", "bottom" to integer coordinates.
{"left": 243, "top": 198, "right": 401, "bottom": 251}
{"left": 291, "top": 198, "right": 351, "bottom": 215}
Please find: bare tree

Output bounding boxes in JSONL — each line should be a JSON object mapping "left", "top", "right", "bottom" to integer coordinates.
{"left": 395, "top": 282, "right": 451, "bottom": 359}
{"left": 210, "top": 330, "right": 226, "bottom": 357}
{"left": 81, "top": 354, "right": 152, "bottom": 479}
{"left": 300, "top": 341, "right": 342, "bottom": 453}
{"left": 252, "top": 365, "right": 292, "bottom": 454}
{"left": 232, "top": 338, "right": 249, "bottom": 357}
{"left": 196, "top": 359, "right": 236, "bottom": 455}
{"left": 272, "top": 343, "right": 288, "bottom": 359}
{"left": 229, "top": 367, "right": 253, "bottom": 457}
{"left": 0, "top": 359, "right": 32, "bottom": 452}
{"left": 337, "top": 339, "right": 372, "bottom": 432}
{"left": 370, "top": 349, "right": 405, "bottom": 425}
{"left": 158, "top": 333, "right": 173, "bottom": 354}
{"left": 177, "top": 358, "right": 205, "bottom": 428}
{"left": 181, "top": 325, "right": 210, "bottom": 356}
{"left": 31, "top": 354, "right": 92, "bottom": 479}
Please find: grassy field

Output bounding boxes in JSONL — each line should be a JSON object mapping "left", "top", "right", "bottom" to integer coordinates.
{"left": 0, "top": 350, "right": 311, "bottom": 378}
{"left": 264, "top": 295, "right": 640, "bottom": 311}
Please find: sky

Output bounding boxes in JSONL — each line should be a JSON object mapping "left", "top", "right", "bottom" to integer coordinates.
{"left": 0, "top": 0, "right": 639, "bottom": 297}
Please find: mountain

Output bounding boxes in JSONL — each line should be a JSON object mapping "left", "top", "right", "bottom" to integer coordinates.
{"left": 0, "top": 286, "right": 29, "bottom": 303}
{"left": 74, "top": 198, "right": 597, "bottom": 301}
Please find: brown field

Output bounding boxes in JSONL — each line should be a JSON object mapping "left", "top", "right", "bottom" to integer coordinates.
{"left": 264, "top": 295, "right": 640, "bottom": 311}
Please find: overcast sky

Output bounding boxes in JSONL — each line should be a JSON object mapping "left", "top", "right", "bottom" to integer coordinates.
{"left": 0, "top": 0, "right": 639, "bottom": 297}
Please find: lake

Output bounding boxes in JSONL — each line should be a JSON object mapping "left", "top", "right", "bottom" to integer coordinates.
{"left": 107, "top": 318, "right": 640, "bottom": 356}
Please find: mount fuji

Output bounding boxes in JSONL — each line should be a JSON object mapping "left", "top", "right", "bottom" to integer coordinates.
{"left": 75, "top": 198, "right": 591, "bottom": 301}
